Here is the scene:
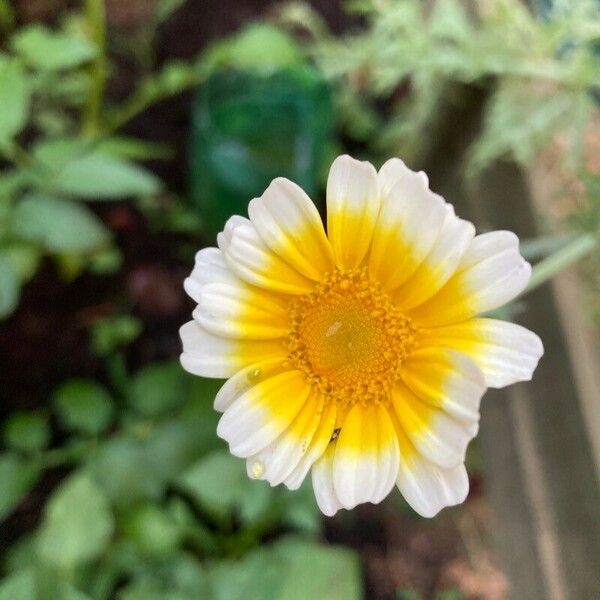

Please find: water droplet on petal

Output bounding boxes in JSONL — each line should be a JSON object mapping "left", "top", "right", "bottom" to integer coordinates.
{"left": 247, "top": 367, "right": 261, "bottom": 382}
{"left": 250, "top": 460, "right": 265, "bottom": 479}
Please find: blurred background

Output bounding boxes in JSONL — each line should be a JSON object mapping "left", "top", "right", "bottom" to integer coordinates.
{"left": 0, "top": 1, "right": 599, "bottom": 599}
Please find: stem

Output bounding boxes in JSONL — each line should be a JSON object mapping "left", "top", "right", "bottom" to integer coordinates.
{"left": 106, "top": 352, "right": 129, "bottom": 398}
{"left": 83, "top": 0, "right": 107, "bottom": 137}
{"left": 42, "top": 439, "right": 97, "bottom": 468}
{"left": 524, "top": 233, "right": 597, "bottom": 295}
{"left": 519, "top": 233, "right": 574, "bottom": 260}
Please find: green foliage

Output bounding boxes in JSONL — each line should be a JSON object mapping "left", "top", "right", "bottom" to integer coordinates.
{"left": 2, "top": 411, "right": 50, "bottom": 453}
{"left": 177, "top": 450, "right": 273, "bottom": 525}
{"left": 127, "top": 361, "right": 188, "bottom": 418}
{"left": 204, "top": 24, "right": 303, "bottom": 75}
{"left": 283, "top": 0, "right": 600, "bottom": 172}
{"left": 12, "top": 195, "right": 110, "bottom": 252}
{"left": 11, "top": 24, "right": 96, "bottom": 71}
{"left": 52, "top": 379, "right": 115, "bottom": 435}
{"left": 207, "top": 538, "right": 362, "bottom": 600}
{"left": 0, "top": 56, "right": 30, "bottom": 148}
{"left": 0, "top": 1, "right": 195, "bottom": 320}
{"left": 0, "top": 253, "right": 20, "bottom": 318}
{"left": 49, "top": 151, "right": 162, "bottom": 200}
{"left": 0, "top": 453, "right": 42, "bottom": 520}
{"left": 0, "top": 568, "right": 96, "bottom": 600}
{"left": 37, "top": 471, "right": 114, "bottom": 569}
{"left": 0, "top": 356, "right": 344, "bottom": 598}
{"left": 122, "top": 503, "right": 183, "bottom": 557}
{"left": 89, "top": 315, "right": 143, "bottom": 356}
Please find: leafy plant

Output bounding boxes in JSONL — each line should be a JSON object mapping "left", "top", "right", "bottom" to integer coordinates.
{"left": 280, "top": 0, "right": 599, "bottom": 170}
{"left": 0, "top": 351, "right": 356, "bottom": 598}
{"left": 0, "top": 0, "right": 210, "bottom": 320}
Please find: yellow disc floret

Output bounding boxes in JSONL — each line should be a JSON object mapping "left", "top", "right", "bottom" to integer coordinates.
{"left": 286, "top": 268, "right": 416, "bottom": 406}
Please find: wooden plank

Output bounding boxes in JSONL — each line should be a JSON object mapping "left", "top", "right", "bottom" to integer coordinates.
{"left": 419, "top": 88, "right": 600, "bottom": 599}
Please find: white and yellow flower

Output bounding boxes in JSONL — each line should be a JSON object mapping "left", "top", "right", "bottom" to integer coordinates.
{"left": 180, "top": 155, "right": 543, "bottom": 517}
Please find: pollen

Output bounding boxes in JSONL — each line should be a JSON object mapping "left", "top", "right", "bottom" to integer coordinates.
{"left": 286, "top": 268, "right": 416, "bottom": 406}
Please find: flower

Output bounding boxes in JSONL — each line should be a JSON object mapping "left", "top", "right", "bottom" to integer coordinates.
{"left": 180, "top": 155, "right": 543, "bottom": 517}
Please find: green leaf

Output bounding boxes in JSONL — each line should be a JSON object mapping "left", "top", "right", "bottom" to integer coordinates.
{"left": 0, "top": 253, "right": 21, "bottom": 319}
{"left": 0, "top": 568, "right": 94, "bottom": 600}
{"left": 208, "top": 538, "right": 362, "bottom": 600}
{"left": 275, "top": 538, "right": 363, "bottom": 600}
{"left": 205, "top": 24, "right": 303, "bottom": 75}
{"left": 1, "top": 242, "right": 41, "bottom": 282}
{"left": 89, "top": 436, "right": 163, "bottom": 508}
{"left": 0, "top": 56, "right": 30, "bottom": 147}
{"left": 117, "top": 553, "right": 208, "bottom": 600}
{"left": 0, "top": 453, "right": 42, "bottom": 520}
{"left": 0, "top": 0, "right": 15, "bottom": 32}
{"left": 468, "top": 83, "right": 585, "bottom": 175}
{"left": 2, "top": 411, "right": 50, "bottom": 452}
{"left": 279, "top": 481, "right": 320, "bottom": 534}
{"left": 0, "top": 169, "right": 29, "bottom": 201}
{"left": 52, "top": 379, "right": 115, "bottom": 435}
{"left": 53, "top": 153, "right": 162, "bottom": 200}
{"left": 128, "top": 361, "right": 188, "bottom": 418}
{"left": 37, "top": 471, "right": 114, "bottom": 569}
{"left": 176, "top": 450, "right": 272, "bottom": 523}
{"left": 89, "top": 315, "right": 143, "bottom": 356}
{"left": 155, "top": 0, "right": 187, "bottom": 25}
{"left": 208, "top": 548, "right": 284, "bottom": 600}
{"left": 12, "top": 195, "right": 110, "bottom": 253}
{"left": 87, "top": 246, "right": 123, "bottom": 274}
{"left": 122, "top": 503, "right": 182, "bottom": 557}
{"left": 90, "top": 411, "right": 220, "bottom": 508}
{"left": 11, "top": 24, "right": 96, "bottom": 71}
{"left": 0, "top": 570, "right": 35, "bottom": 600}
{"left": 97, "top": 137, "right": 173, "bottom": 161}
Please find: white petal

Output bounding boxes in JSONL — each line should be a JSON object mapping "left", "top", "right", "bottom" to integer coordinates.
{"left": 284, "top": 400, "right": 337, "bottom": 490}
{"left": 332, "top": 404, "right": 400, "bottom": 510}
{"left": 394, "top": 206, "right": 475, "bottom": 310}
{"left": 391, "top": 383, "right": 478, "bottom": 469}
{"left": 396, "top": 457, "right": 469, "bottom": 518}
{"left": 179, "top": 321, "right": 285, "bottom": 378}
{"left": 218, "top": 215, "right": 313, "bottom": 294}
{"left": 409, "top": 230, "right": 531, "bottom": 326}
{"left": 213, "top": 359, "right": 289, "bottom": 412}
{"left": 192, "top": 281, "right": 288, "bottom": 339}
{"left": 401, "top": 348, "right": 486, "bottom": 424}
{"left": 369, "top": 169, "right": 447, "bottom": 289}
{"left": 183, "top": 247, "right": 236, "bottom": 303}
{"left": 378, "top": 157, "right": 428, "bottom": 197}
{"left": 312, "top": 444, "right": 344, "bottom": 517}
{"left": 248, "top": 178, "right": 333, "bottom": 280}
{"left": 419, "top": 318, "right": 544, "bottom": 388}
{"left": 246, "top": 392, "right": 324, "bottom": 486}
{"left": 326, "top": 155, "right": 380, "bottom": 269}
{"left": 216, "top": 370, "right": 310, "bottom": 457}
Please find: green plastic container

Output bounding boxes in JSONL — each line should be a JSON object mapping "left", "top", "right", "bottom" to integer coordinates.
{"left": 189, "top": 66, "right": 333, "bottom": 236}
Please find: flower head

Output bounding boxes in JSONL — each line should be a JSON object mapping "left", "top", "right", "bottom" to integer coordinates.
{"left": 180, "top": 155, "right": 543, "bottom": 517}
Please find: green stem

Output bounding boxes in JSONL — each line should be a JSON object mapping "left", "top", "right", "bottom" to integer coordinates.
{"left": 42, "top": 438, "right": 97, "bottom": 468}
{"left": 106, "top": 352, "right": 129, "bottom": 398}
{"left": 83, "top": 0, "right": 107, "bottom": 137}
{"left": 524, "top": 233, "right": 597, "bottom": 294}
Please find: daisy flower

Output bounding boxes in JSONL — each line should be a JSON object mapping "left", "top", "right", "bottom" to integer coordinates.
{"left": 180, "top": 155, "right": 543, "bottom": 517}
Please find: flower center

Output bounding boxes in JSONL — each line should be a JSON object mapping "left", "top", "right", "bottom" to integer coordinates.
{"left": 286, "top": 268, "right": 416, "bottom": 406}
